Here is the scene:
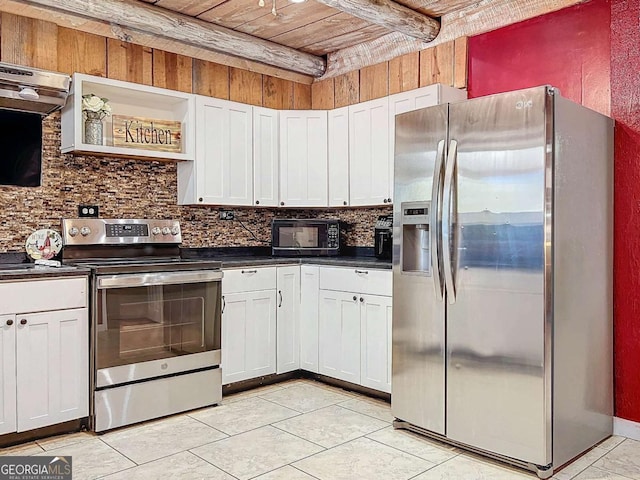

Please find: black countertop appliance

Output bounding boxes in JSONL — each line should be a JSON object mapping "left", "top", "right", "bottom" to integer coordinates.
{"left": 374, "top": 214, "right": 393, "bottom": 259}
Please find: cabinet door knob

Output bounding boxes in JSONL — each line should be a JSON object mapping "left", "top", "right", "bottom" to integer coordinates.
{"left": 198, "top": 197, "right": 203, "bottom": 202}
{"left": 353, "top": 295, "right": 357, "bottom": 301}
{"left": 360, "top": 297, "right": 364, "bottom": 303}
{"left": 383, "top": 198, "right": 388, "bottom": 203}
{"left": 280, "top": 201, "right": 285, "bottom": 206}
{"left": 388, "top": 198, "right": 392, "bottom": 203}
{"left": 20, "top": 319, "right": 27, "bottom": 325}
{"left": 6, "top": 319, "right": 13, "bottom": 326}
{"left": 256, "top": 200, "right": 260, "bottom": 205}
{"left": 343, "top": 201, "right": 347, "bottom": 206}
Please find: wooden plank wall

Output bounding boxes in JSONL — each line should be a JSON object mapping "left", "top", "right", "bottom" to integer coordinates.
{"left": 0, "top": 12, "right": 467, "bottom": 111}
{"left": 0, "top": 12, "right": 312, "bottom": 109}
{"left": 312, "top": 38, "right": 468, "bottom": 109}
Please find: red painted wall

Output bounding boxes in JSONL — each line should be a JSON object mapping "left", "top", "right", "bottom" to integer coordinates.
{"left": 468, "top": 0, "right": 640, "bottom": 422}
{"left": 611, "top": 0, "right": 640, "bottom": 421}
{"left": 468, "top": 0, "right": 611, "bottom": 115}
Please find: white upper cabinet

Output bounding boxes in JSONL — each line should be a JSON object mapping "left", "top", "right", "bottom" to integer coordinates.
{"left": 253, "top": 107, "right": 279, "bottom": 207}
{"left": 279, "top": 110, "right": 328, "bottom": 207}
{"left": 328, "top": 107, "right": 350, "bottom": 207}
{"left": 178, "top": 96, "right": 253, "bottom": 205}
{"left": 61, "top": 73, "right": 195, "bottom": 161}
{"left": 171, "top": 84, "right": 464, "bottom": 208}
{"left": 349, "top": 97, "right": 391, "bottom": 206}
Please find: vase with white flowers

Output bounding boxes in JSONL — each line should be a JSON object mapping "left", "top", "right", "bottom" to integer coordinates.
{"left": 82, "top": 93, "right": 111, "bottom": 145}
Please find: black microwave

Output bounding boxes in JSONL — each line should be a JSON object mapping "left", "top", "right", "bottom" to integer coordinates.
{"left": 271, "top": 219, "right": 341, "bottom": 256}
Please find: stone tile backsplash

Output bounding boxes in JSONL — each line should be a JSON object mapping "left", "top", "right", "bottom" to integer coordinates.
{"left": 0, "top": 113, "right": 391, "bottom": 253}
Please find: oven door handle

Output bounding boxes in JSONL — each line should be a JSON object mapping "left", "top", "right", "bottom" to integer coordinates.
{"left": 96, "top": 270, "right": 223, "bottom": 289}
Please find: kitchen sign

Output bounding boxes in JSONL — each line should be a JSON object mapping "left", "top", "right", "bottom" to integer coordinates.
{"left": 112, "top": 115, "right": 182, "bottom": 153}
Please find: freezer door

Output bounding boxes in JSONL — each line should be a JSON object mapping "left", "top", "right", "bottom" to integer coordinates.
{"left": 392, "top": 105, "right": 447, "bottom": 434}
{"left": 444, "top": 87, "right": 552, "bottom": 465}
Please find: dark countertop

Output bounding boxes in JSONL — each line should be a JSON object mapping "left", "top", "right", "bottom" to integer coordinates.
{"left": 213, "top": 255, "right": 391, "bottom": 270}
{"left": 0, "top": 247, "right": 391, "bottom": 281}
{"left": 181, "top": 247, "right": 392, "bottom": 270}
{"left": 0, "top": 264, "right": 91, "bottom": 281}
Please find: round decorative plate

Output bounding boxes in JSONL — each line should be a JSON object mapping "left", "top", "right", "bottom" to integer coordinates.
{"left": 25, "top": 229, "right": 63, "bottom": 261}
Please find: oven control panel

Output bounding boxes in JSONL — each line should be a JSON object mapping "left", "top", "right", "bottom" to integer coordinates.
{"left": 62, "top": 219, "right": 182, "bottom": 245}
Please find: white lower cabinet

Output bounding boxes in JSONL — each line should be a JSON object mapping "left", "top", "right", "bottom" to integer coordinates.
{"left": 16, "top": 308, "right": 89, "bottom": 432}
{"left": 222, "top": 290, "right": 277, "bottom": 384}
{"left": 221, "top": 266, "right": 301, "bottom": 384}
{"left": 318, "top": 290, "right": 361, "bottom": 384}
{"left": 221, "top": 265, "right": 392, "bottom": 394}
{"left": 360, "top": 295, "right": 393, "bottom": 393}
{"left": 317, "top": 267, "right": 392, "bottom": 393}
{"left": 0, "top": 277, "right": 89, "bottom": 436}
{"left": 276, "top": 266, "right": 300, "bottom": 374}
{"left": 0, "top": 314, "right": 17, "bottom": 435}
{"left": 300, "top": 266, "right": 319, "bottom": 373}
{"left": 222, "top": 268, "right": 277, "bottom": 384}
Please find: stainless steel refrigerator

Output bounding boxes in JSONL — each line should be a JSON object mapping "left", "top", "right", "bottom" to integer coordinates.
{"left": 391, "top": 86, "right": 613, "bottom": 478}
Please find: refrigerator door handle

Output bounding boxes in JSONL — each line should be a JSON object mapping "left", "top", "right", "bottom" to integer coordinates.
{"left": 442, "top": 139, "right": 457, "bottom": 304}
{"left": 431, "top": 139, "right": 445, "bottom": 300}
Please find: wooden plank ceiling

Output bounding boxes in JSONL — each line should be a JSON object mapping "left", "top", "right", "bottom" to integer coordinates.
{"left": 17, "top": 0, "right": 588, "bottom": 81}
{"left": 145, "top": 0, "right": 392, "bottom": 56}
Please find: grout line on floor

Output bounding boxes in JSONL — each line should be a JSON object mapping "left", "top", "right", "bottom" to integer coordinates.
{"left": 184, "top": 413, "right": 237, "bottom": 438}
{"left": 365, "top": 433, "right": 452, "bottom": 467}
{"left": 96, "top": 437, "right": 146, "bottom": 466}
{"left": 188, "top": 448, "right": 241, "bottom": 480}
{"left": 289, "top": 463, "right": 323, "bottom": 480}
{"left": 257, "top": 395, "right": 306, "bottom": 414}
{"left": 554, "top": 446, "right": 612, "bottom": 480}
{"left": 271, "top": 419, "right": 391, "bottom": 452}
{"left": 406, "top": 455, "right": 460, "bottom": 480}
{"left": 334, "top": 402, "right": 393, "bottom": 424}
{"left": 268, "top": 423, "right": 329, "bottom": 450}
{"left": 583, "top": 465, "right": 636, "bottom": 480}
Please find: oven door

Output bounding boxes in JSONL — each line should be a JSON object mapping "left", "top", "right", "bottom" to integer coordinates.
{"left": 94, "top": 270, "right": 222, "bottom": 388}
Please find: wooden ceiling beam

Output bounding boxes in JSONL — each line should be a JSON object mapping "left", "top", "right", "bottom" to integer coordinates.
{"left": 0, "top": 0, "right": 315, "bottom": 83}
{"left": 21, "top": 0, "right": 327, "bottom": 77}
{"left": 313, "top": 0, "right": 440, "bottom": 41}
{"left": 321, "top": 0, "right": 588, "bottom": 79}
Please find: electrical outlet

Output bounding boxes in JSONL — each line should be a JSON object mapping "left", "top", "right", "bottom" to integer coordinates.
{"left": 219, "top": 210, "right": 234, "bottom": 220}
{"left": 78, "top": 205, "right": 99, "bottom": 218}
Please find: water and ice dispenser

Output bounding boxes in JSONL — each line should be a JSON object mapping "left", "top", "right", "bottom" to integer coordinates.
{"left": 401, "top": 201, "right": 431, "bottom": 275}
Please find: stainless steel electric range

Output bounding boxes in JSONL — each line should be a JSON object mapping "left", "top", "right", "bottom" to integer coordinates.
{"left": 62, "top": 218, "right": 222, "bottom": 432}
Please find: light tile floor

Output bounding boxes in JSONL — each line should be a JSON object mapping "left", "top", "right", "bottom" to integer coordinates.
{"left": 0, "top": 379, "right": 634, "bottom": 480}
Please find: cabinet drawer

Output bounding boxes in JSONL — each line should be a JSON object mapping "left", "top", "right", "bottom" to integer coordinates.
{"left": 0, "top": 277, "right": 88, "bottom": 314}
{"left": 319, "top": 266, "right": 391, "bottom": 297}
{"left": 222, "top": 267, "right": 277, "bottom": 294}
